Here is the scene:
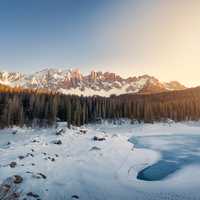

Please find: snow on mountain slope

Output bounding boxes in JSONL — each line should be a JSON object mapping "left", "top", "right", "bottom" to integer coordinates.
{"left": 0, "top": 68, "right": 186, "bottom": 96}
{"left": 163, "top": 81, "right": 186, "bottom": 91}
{"left": 0, "top": 71, "right": 24, "bottom": 86}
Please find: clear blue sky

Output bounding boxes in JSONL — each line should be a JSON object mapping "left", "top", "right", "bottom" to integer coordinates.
{"left": 0, "top": 0, "right": 114, "bottom": 73}
{"left": 0, "top": 0, "right": 200, "bottom": 86}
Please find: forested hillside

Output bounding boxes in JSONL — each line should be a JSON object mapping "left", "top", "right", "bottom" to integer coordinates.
{"left": 0, "top": 84, "right": 200, "bottom": 128}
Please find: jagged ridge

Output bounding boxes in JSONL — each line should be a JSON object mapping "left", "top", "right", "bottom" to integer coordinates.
{"left": 0, "top": 68, "right": 186, "bottom": 96}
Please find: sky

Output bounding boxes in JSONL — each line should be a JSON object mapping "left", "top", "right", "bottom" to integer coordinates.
{"left": 0, "top": 0, "right": 200, "bottom": 86}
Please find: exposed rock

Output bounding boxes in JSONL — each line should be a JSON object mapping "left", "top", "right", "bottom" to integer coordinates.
{"left": 2, "top": 184, "right": 10, "bottom": 192}
{"left": 32, "top": 139, "right": 39, "bottom": 143}
{"left": 12, "top": 192, "right": 20, "bottom": 198}
{"left": 32, "top": 174, "right": 41, "bottom": 179}
{"left": 37, "top": 173, "right": 47, "bottom": 179}
{"left": 27, "top": 153, "right": 34, "bottom": 157}
{"left": 0, "top": 175, "right": 23, "bottom": 200}
{"left": 18, "top": 152, "right": 34, "bottom": 160}
{"left": 52, "top": 140, "right": 62, "bottom": 145}
{"left": 18, "top": 155, "right": 25, "bottom": 160}
{"left": 31, "top": 172, "right": 47, "bottom": 180}
{"left": 72, "top": 195, "right": 79, "bottom": 199}
{"left": 0, "top": 69, "right": 186, "bottom": 97}
{"left": 93, "top": 136, "right": 106, "bottom": 141}
{"left": 13, "top": 175, "right": 23, "bottom": 184}
{"left": 79, "top": 129, "right": 87, "bottom": 134}
{"left": 26, "top": 192, "right": 39, "bottom": 198}
{"left": 12, "top": 130, "right": 17, "bottom": 135}
{"left": 9, "top": 161, "right": 17, "bottom": 168}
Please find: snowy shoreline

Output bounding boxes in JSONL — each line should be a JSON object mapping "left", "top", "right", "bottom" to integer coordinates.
{"left": 1, "top": 122, "right": 200, "bottom": 200}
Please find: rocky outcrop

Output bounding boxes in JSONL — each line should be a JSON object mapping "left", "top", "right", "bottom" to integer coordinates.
{"left": 0, "top": 69, "right": 186, "bottom": 96}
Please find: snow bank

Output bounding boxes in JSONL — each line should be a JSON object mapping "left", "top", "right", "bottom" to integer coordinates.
{"left": 0, "top": 122, "right": 200, "bottom": 199}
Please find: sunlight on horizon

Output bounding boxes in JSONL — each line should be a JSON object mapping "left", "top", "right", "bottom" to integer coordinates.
{"left": 91, "top": 0, "right": 200, "bottom": 87}
{"left": 0, "top": 0, "right": 200, "bottom": 87}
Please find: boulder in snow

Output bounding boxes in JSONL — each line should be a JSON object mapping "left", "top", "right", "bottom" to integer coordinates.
{"left": 13, "top": 175, "right": 23, "bottom": 184}
{"left": 79, "top": 129, "right": 87, "bottom": 134}
{"left": 26, "top": 192, "right": 40, "bottom": 198}
{"left": 72, "top": 194, "right": 79, "bottom": 199}
{"left": 0, "top": 175, "right": 23, "bottom": 200}
{"left": 9, "top": 161, "right": 17, "bottom": 168}
{"left": 93, "top": 136, "right": 106, "bottom": 141}
{"left": 52, "top": 140, "right": 62, "bottom": 145}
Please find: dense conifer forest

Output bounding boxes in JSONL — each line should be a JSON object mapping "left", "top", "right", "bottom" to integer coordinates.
{"left": 0, "top": 83, "right": 200, "bottom": 128}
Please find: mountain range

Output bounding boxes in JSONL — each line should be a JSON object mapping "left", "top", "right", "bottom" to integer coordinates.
{"left": 0, "top": 68, "right": 186, "bottom": 96}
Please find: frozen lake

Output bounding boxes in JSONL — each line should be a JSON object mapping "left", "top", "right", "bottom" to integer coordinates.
{"left": 2, "top": 123, "right": 200, "bottom": 199}
{"left": 130, "top": 134, "right": 200, "bottom": 181}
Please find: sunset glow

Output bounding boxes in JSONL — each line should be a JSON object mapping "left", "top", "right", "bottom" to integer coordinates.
{"left": 0, "top": 0, "right": 199, "bottom": 86}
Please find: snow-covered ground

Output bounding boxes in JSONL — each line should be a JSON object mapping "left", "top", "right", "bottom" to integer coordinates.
{"left": 1, "top": 121, "right": 200, "bottom": 200}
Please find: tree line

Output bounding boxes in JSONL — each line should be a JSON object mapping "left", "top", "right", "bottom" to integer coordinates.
{"left": 1, "top": 84, "right": 200, "bottom": 128}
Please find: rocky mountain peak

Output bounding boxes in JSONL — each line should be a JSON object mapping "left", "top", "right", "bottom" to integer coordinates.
{"left": 0, "top": 68, "right": 186, "bottom": 96}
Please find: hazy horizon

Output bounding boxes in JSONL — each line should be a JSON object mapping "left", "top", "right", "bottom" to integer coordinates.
{"left": 0, "top": 0, "right": 200, "bottom": 87}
